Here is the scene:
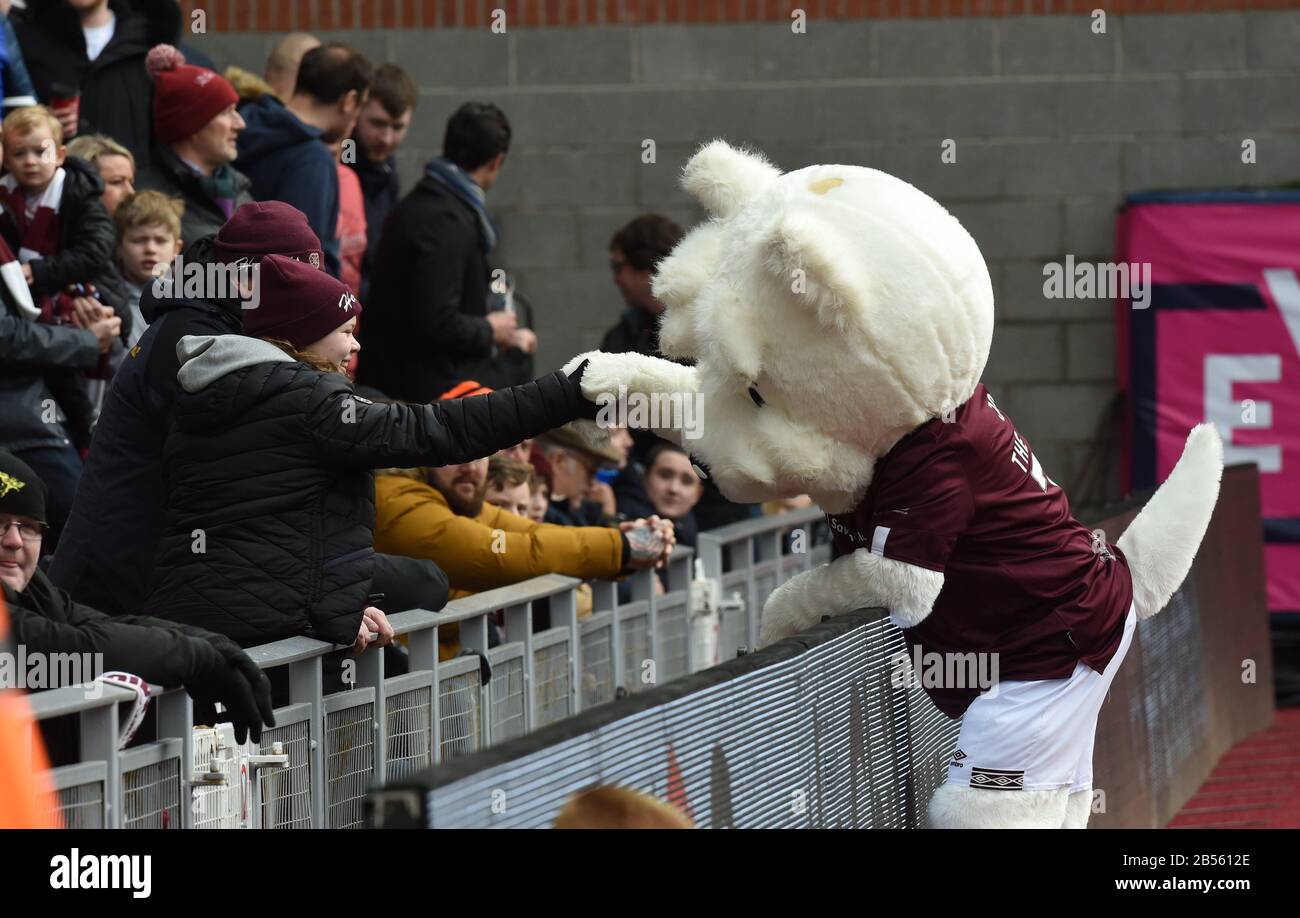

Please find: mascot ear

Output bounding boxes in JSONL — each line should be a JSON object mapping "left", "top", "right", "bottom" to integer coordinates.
{"left": 762, "top": 205, "right": 872, "bottom": 334}
{"left": 652, "top": 221, "right": 724, "bottom": 360}
{"left": 682, "top": 140, "right": 782, "bottom": 219}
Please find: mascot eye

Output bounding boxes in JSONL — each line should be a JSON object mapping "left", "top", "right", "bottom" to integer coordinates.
{"left": 748, "top": 386, "right": 765, "bottom": 409}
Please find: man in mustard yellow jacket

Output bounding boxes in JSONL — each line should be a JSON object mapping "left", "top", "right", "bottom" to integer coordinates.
{"left": 374, "top": 458, "right": 673, "bottom": 658}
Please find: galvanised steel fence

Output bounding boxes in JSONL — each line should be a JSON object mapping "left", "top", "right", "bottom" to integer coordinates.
{"left": 29, "top": 506, "right": 833, "bottom": 828}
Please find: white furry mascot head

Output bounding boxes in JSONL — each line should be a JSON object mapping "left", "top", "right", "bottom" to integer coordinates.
{"left": 571, "top": 140, "right": 995, "bottom": 513}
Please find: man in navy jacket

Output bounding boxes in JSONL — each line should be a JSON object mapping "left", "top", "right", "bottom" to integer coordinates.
{"left": 235, "top": 42, "right": 371, "bottom": 278}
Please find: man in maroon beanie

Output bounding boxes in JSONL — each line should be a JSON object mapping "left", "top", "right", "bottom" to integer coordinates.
{"left": 135, "top": 44, "right": 255, "bottom": 247}
{"left": 50, "top": 201, "right": 324, "bottom": 618}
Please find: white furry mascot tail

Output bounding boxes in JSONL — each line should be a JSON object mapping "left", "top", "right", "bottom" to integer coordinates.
{"left": 1116, "top": 424, "right": 1224, "bottom": 621}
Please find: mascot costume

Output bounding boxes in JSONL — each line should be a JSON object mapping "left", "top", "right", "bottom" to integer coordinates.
{"left": 564, "top": 140, "right": 1224, "bottom": 828}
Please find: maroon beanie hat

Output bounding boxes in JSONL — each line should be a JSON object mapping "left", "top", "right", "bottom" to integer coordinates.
{"left": 214, "top": 201, "right": 324, "bottom": 268}
{"left": 147, "top": 44, "right": 240, "bottom": 145}
{"left": 244, "top": 254, "right": 362, "bottom": 349}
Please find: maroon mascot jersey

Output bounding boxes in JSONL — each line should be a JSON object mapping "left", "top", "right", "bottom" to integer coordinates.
{"left": 827, "top": 384, "right": 1133, "bottom": 718}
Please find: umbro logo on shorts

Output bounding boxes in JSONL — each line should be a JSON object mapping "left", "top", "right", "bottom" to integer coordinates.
{"left": 970, "top": 767, "right": 1025, "bottom": 790}
{"left": 949, "top": 748, "right": 968, "bottom": 768}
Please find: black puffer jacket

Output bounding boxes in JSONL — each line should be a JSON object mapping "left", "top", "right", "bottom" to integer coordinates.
{"left": 13, "top": 0, "right": 180, "bottom": 168}
{"left": 143, "top": 334, "right": 598, "bottom": 647}
{"left": 49, "top": 236, "right": 241, "bottom": 616}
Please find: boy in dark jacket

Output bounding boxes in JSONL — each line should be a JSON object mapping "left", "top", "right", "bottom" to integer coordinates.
{"left": 236, "top": 43, "right": 371, "bottom": 278}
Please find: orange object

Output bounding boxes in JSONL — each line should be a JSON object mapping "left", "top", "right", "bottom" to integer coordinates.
{"left": 0, "top": 594, "right": 61, "bottom": 828}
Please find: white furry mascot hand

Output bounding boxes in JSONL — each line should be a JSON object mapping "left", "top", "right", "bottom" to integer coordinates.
{"left": 757, "top": 550, "right": 945, "bottom": 648}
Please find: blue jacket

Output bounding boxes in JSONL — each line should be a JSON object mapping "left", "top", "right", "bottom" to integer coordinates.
{"left": 1, "top": 13, "right": 36, "bottom": 104}
{"left": 234, "top": 95, "right": 340, "bottom": 277}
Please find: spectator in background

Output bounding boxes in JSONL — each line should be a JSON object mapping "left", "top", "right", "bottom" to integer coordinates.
{"left": 600, "top": 214, "right": 686, "bottom": 469}
{"left": 0, "top": 449, "right": 275, "bottom": 745}
{"left": 604, "top": 426, "right": 653, "bottom": 520}
{"left": 359, "top": 101, "right": 523, "bottom": 401}
{"left": 262, "top": 31, "right": 320, "bottom": 101}
{"left": 50, "top": 202, "right": 323, "bottom": 615}
{"left": 0, "top": 104, "right": 127, "bottom": 539}
{"left": 0, "top": 262, "right": 118, "bottom": 556}
{"left": 1, "top": 0, "right": 37, "bottom": 110}
{"left": 135, "top": 45, "right": 253, "bottom": 247}
{"left": 81, "top": 188, "right": 182, "bottom": 417}
{"left": 346, "top": 61, "right": 416, "bottom": 299}
{"left": 536, "top": 425, "right": 622, "bottom": 528}
{"left": 373, "top": 466, "right": 672, "bottom": 661}
{"left": 485, "top": 455, "right": 534, "bottom": 518}
{"left": 526, "top": 446, "right": 553, "bottom": 524}
{"left": 600, "top": 214, "right": 683, "bottom": 359}
{"left": 112, "top": 189, "right": 182, "bottom": 350}
{"left": 65, "top": 133, "right": 133, "bottom": 216}
{"left": 0, "top": 105, "right": 126, "bottom": 320}
{"left": 12, "top": 0, "right": 180, "bottom": 165}
{"left": 620, "top": 442, "right": 703, "bottom": 552}
{"left": 236, "top": 42, "right": 371, "bottom": 278}
{"left": 333, "top": 135, "right": 366, "bottom": 293}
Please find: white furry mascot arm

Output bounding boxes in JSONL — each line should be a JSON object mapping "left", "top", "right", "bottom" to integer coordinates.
{"left": 563, "top": 351, "right": 699, "bottom": 446}
{"left": 757, "top": 550, "right": 944, "bottom": 648}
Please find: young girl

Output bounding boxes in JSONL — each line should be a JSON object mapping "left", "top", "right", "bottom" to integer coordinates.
{"left": 143, "top": 254, "right": 600, "bottom": 652}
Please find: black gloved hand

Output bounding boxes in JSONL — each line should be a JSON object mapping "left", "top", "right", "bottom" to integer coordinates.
{"left": 185, "top": 636, "right": 276, "bottom": 745}
{"left": 565, "top": 358, "right": 602, "bottom": 421}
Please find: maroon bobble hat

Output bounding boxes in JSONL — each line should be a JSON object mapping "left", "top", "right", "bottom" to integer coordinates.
{"left": 147, "top": 44, "right": 240, "bottom": 146}
{"left": 214, "top": 201, "right": 324, "bottom": 268}
{"left": 244, "top": 254, "right": 362, "bottom": 349}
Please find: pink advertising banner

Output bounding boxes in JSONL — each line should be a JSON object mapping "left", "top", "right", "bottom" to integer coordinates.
{"left": 1115, "top": 193, "right": 1300, "bottom": 614}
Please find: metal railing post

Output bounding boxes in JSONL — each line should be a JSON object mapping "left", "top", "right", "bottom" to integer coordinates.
{"left": 630, "top": 569, "right": 657, "bottom": 686}
{"left": 79, "top": 699, "right": 120, "bottom": 829}
{"left": 155, "top": 690, "right": 194, "bottom": 829}
{"left": 355, "top": 647, "right": 386, "bottom": 785}
{"left": 550, "top": 588, "right": 580, "bottom": 714}
{"left": 406, "top": 619, "right": 439, "bottom": 765}
{"left": 502, "top": 602, "right": 534, "bottom": 733}
{"left": 737, "top": 536, "right": 757, "bottom": 650}
{"left": 288, "top": 657, "right": 325, "bottom": 828}
{"left": 593, "top": 580, "right": 622, "bottom": 693}
{"left": 458, "top": 614, "right": 491, "bottom": 746}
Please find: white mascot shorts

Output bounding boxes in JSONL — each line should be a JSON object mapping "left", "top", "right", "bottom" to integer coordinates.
{"left": 945, "top": 601, "right": 1138, "bottom": 794}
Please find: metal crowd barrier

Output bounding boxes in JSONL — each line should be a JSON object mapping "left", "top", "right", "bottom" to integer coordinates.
{"left": 696, "top": 505, "right": 831, "bottom": 657}
{"left": 30, "top": 504, "right": 842, "bottom": 826}
{"left": 28, "top": 509, "right": 833, "bottom": 829}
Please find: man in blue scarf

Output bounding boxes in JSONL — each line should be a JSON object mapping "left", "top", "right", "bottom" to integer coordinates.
{"left": 357, "top": 101, "right": 529, "bottom": 403}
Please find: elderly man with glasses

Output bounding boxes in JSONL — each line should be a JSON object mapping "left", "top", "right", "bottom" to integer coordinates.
{"left": 0, "top": 449, "right": 273, "bottom": 744}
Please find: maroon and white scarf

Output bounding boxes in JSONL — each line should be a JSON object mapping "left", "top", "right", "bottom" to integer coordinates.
{"left": 0, "top": 167, "right": 65, "bottom": 320}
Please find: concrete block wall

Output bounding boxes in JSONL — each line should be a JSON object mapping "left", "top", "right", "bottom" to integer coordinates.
{"left": 191, "top": 10, "right": 1300, "bottom": 502}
